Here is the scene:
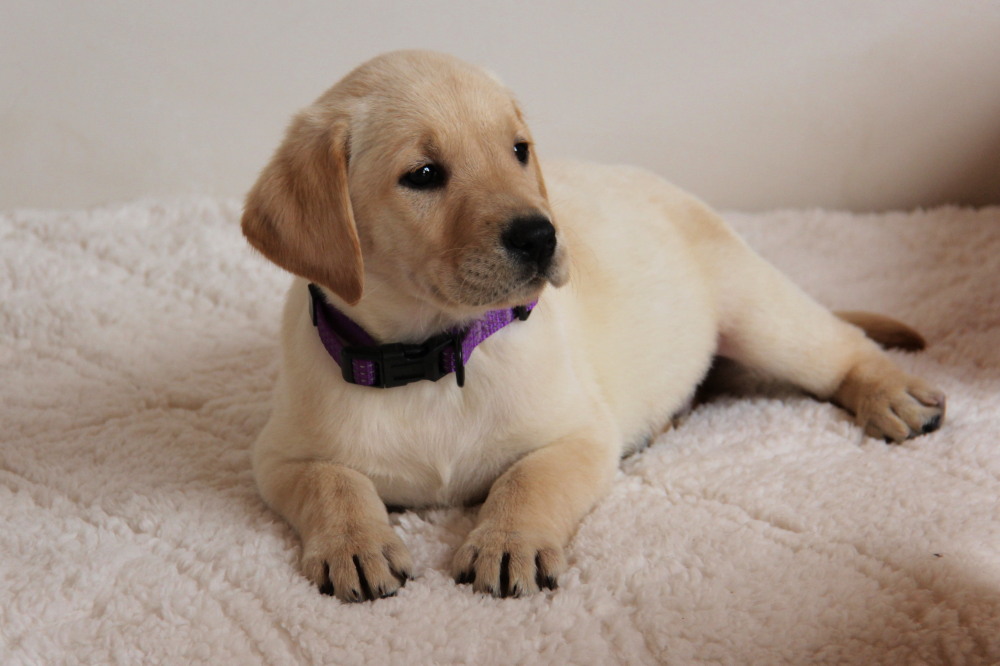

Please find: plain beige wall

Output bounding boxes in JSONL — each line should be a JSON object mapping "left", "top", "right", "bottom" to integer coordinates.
{"left": 2, "top": 1, "right": 999, "bottom": 211}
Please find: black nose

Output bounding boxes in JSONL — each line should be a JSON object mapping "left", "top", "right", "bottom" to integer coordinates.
{"left": 502, "top": 215, "right": 557, "bottom": 272}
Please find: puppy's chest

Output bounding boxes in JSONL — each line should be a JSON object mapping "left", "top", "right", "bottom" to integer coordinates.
{"left": 333, "top": 350, "right": 570, "bottom": 507}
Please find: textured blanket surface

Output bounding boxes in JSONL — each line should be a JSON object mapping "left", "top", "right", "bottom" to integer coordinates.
{"left": 2, "top": 200, "right": 999, "bottom": 665}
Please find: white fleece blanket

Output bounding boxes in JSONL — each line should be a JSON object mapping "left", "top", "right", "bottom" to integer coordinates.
{"left": 2, "top": 200, "right": 999, "bottom": 665}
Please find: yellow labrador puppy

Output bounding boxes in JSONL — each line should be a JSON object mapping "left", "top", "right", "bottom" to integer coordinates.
{"left": 242, "top": 50, "right": 945, "bottom": 602}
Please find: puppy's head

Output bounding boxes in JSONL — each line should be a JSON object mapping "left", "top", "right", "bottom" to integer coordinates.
{"left": 242, "top": 50, "right": 567, "bottom": 315}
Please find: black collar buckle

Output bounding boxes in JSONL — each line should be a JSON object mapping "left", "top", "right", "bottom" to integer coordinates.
{"left": 341, "top": 333, "right": 465, "bottom": 389}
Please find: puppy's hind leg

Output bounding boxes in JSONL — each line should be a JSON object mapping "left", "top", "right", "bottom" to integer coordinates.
{"left": 697, "top": 311, "right": 930, "bottom": 401}
{"left": 702, "top": 222, "right": 945, "bottom": 442}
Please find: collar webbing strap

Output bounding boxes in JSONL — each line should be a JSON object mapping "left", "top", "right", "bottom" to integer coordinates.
{"left": 308, "top": 283, "right": 535, "bottom": 388}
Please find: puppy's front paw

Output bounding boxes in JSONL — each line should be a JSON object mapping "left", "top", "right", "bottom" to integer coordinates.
{"left": 302, "top": 520, "right": 413, "bottom": 602}
{"left": 452, "top": 523, "right": 566, "bottom": 598}
{"left": 834, "top": 358, "right": 946, "bottom": 443}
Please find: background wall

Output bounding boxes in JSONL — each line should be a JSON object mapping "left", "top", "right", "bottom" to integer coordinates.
{"left": 2, "top": 1, "right": 999, "bottom": 212}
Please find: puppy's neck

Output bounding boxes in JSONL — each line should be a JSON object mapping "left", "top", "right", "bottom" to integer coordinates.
{"left": 315, "top": 279, "right": 486, "bottom": 345}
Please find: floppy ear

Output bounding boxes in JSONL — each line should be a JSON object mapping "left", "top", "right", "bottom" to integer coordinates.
{"left": 242, "top": 112, "right": 364, "bottom": 305}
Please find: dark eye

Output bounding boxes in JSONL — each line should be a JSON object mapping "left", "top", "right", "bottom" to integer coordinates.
{"left": 400, "top": 164, "right": 446, "bottom": 190}
{"left": 514, "top": 142, "right": 530, "bottom": 165}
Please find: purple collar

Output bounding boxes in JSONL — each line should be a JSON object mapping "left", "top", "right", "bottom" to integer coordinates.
{"left": 307, "top": 283, "right": 536, "bottom": 389}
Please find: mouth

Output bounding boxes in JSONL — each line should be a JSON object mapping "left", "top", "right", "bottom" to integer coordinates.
{"left": 502, "top": 273, "right": 548, "bottom": 305}
{"left": 427, "top": 266, "right": 549, "bottom": 311}
{"left": 426, "top": 238, "right": 567, "bottom": 312}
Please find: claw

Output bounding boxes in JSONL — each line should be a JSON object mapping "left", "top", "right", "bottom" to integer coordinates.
{"left": 319, "top": 562, "right": 335, "bottom": 596}
{"left": 921, "top": 414, "right": 942, "bottom": 435}
{"left": 353, "top": 555, "right": 375, "bottom": 601}
{"left": 498, "top": 552, "right": 512, "bottom": 598}
{"left": 534, "top": 552, "right": 559, "bottom": 590}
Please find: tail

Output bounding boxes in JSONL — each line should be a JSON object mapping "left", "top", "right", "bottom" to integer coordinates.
{"left": 834, "top": 311, "right": 926, "bottom": 351}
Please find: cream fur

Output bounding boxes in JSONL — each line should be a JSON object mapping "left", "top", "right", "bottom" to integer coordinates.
{"left": 243, "top": 51, "right": 945, "bottom": 601}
